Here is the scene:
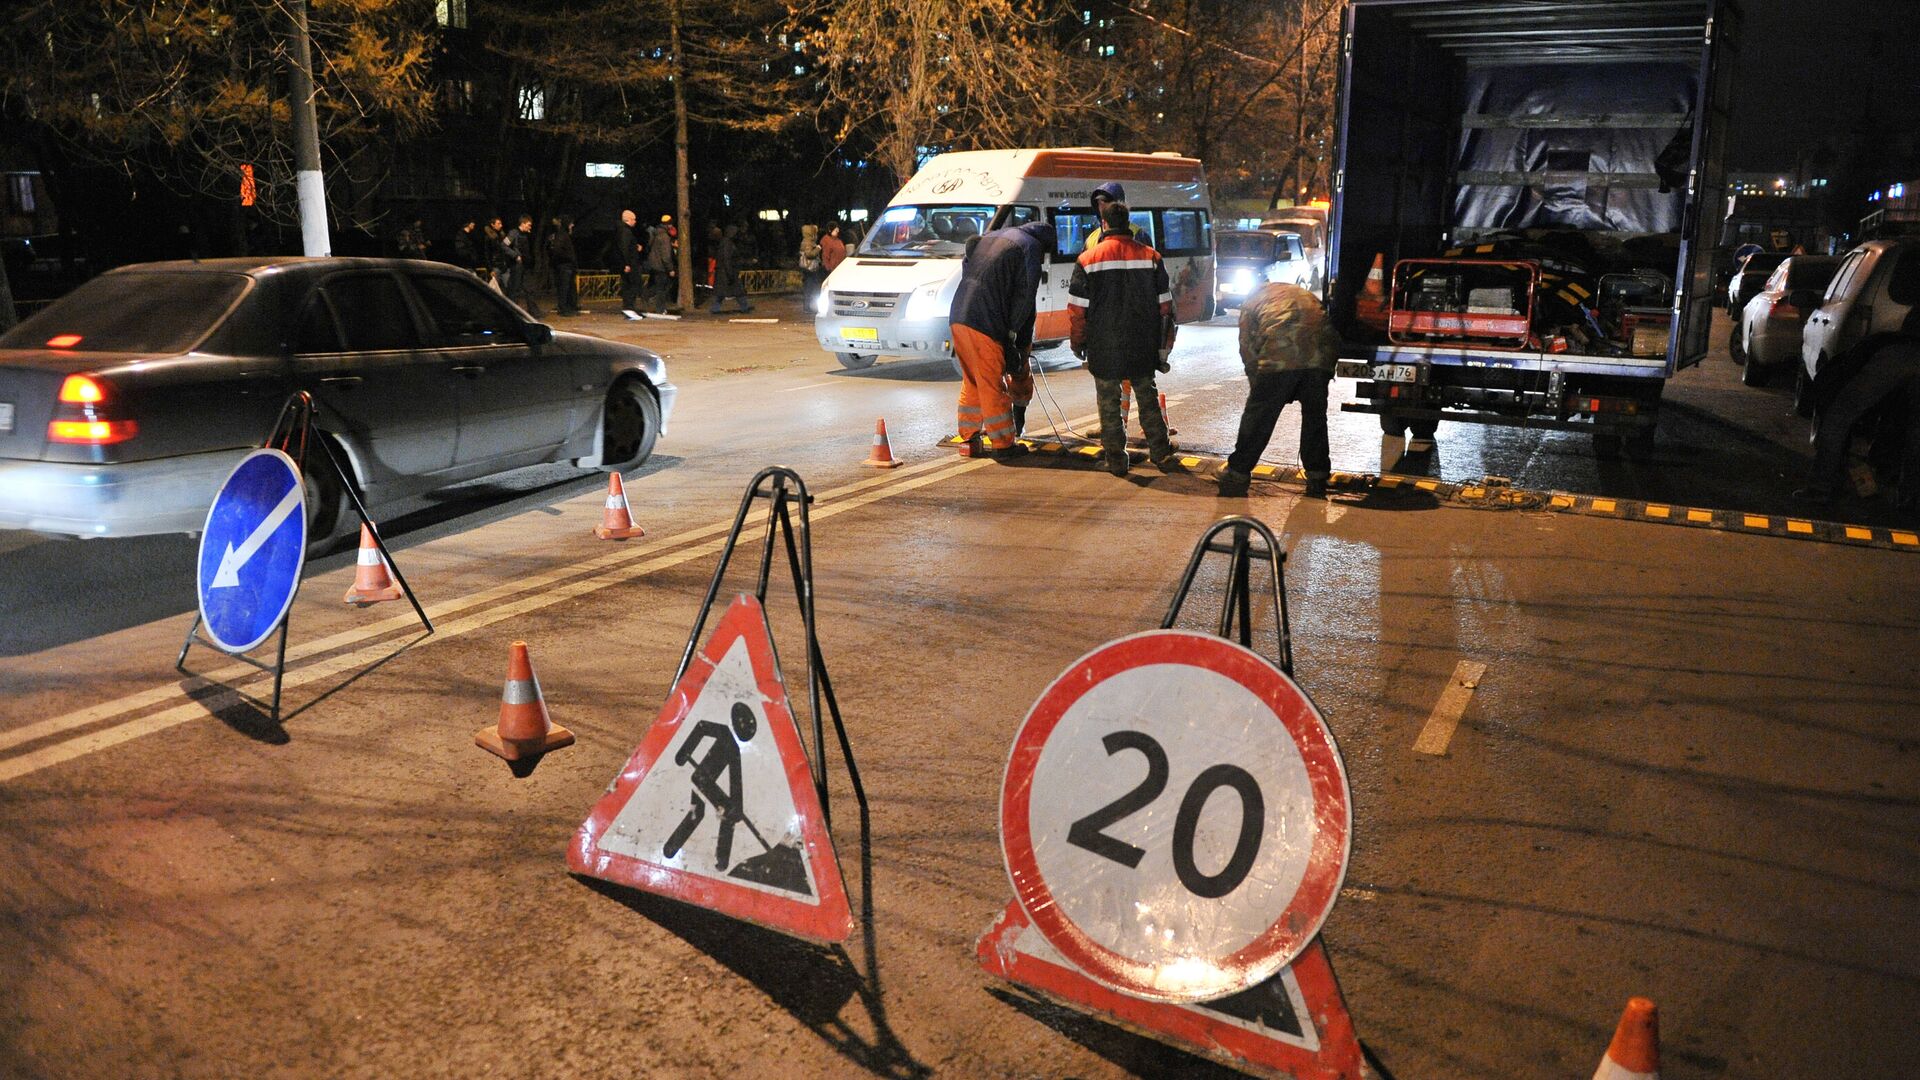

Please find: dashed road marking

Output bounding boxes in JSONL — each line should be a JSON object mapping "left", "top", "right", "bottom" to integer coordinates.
{"left": 1413, "top": 660, "right": 1488, "bottom": 757}
{"left": 777, "top": 381, "right": 838, "bottom": 393}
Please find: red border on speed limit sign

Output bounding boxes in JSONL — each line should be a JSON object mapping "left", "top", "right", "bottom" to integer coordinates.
{"left": 1001, "top": 630, "right": 1351, "bottom": 1003}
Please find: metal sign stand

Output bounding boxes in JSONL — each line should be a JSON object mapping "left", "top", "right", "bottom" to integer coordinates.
{"left": 176, "top": 391, "right": 432, "bottom": 723}
{"left": 675, "top": 466, "right": 865, "bottom": 826}
{"left": 1160, "top": 514, "right": 1295, "bottom": 674}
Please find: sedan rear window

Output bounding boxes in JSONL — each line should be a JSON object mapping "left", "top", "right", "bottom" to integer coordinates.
{"left": 0, "top": 271, "right": 247, "bottom": 353}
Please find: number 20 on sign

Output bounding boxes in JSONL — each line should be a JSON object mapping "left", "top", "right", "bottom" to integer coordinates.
{"left": 1000, "top": 630, "right": 1352, "bottom": 1004}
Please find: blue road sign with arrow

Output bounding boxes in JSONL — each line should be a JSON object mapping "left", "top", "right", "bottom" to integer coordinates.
{"left": 196, "top": 448, "right": 308, "bottom": 653}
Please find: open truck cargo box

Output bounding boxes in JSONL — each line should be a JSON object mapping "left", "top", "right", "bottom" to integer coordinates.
{"left": 1327, "top": 0, "right": 1736, "bottom": 448}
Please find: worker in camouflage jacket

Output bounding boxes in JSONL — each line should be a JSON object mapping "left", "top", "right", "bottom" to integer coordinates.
{"left": 1219, "top": 281, "right": 1341, "bottom": 498}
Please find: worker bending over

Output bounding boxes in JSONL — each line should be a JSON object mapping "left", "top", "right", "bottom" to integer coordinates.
{"left": 1219, "top": 281, "right": 1340, "bottom": 498}
{"left": 950, "top": 221, "right": 1056, "bottom": 459}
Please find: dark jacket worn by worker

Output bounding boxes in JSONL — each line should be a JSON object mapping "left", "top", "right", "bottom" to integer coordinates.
{"left": 1069, "top": 230, "right": 1174, "bottom": 380}
{"left": 615, "top": 222, "right": 641, "bottom": 272}
{"left": 1237, "top": 282, "right": 1339, "bottom": 376}
{"left": 949, "top": 221, "right": 1057, "bottom": 356}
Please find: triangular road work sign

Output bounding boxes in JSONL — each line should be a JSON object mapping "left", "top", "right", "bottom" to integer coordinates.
{"left": 569, "top": 594, "right": 853, "bottom": 944}
{"left": 976, "top": 899, "right": 1365, "bottom": 1080}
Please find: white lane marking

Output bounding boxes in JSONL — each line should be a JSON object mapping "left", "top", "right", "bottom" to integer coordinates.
{"left": 0, "top": 456, "right": 993, "bottom": 783}
{"left": 0, "top": 452, "right": 969, "bottom": 759}
{"left": 211, "top": 485, "right": 305, "bottom": 588}
{"left": 1412, "top": 660, "right": 1488, "bottom": 757}
{"left": 777, "top": 381, "right": 838, "bottom": 393}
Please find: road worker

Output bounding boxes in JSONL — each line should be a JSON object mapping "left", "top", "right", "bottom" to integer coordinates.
{"left": 1218, "top": 281, "right": 1341, "bottom": 498}
{"left": 1070, "top": 199, "right": 1177, "bottom": 476}
{"left": 949, "top": 220, "right": 1056, "bottom": 459}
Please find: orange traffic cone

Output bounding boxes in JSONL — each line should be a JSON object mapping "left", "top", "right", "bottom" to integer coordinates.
{"left": 343, "top": 524, "right": 404, "bottom": 605}
{"left": 864, "top": 418, "right": 903, "bottom": 468}
{"left": 1355, "top": 252, "right": 1389, "bottom": 330}
{"left": 475, "top": 641, "right": 574, "bottom": 762}
{"left": 593, "top": 472, "right": 646, "bottom": 540}
{"left": 1592, "top": 998, "right": 1660, "bottom": 1080}
{"left": 1159, "top": 391, "right": 1178, "bottom": 436}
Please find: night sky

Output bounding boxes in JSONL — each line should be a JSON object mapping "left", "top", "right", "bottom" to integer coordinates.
{"left": 1726, "top": 0, "right": 1920, "bottom": 169}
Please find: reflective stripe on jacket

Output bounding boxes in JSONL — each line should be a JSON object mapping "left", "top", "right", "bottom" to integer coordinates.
{"left": 1068, "top": 232, "right": 1173, "bottom": 380}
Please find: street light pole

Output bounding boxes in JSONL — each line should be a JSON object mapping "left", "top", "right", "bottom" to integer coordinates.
{"left": 288, "top": 0, "right": 331, "bottom": 257}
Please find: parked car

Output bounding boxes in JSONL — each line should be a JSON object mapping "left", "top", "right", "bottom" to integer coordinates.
{"left": 1733, "top": 254, "right": 1840, "bottom": 387}
{"left": 1798, "top": 239, "right": 1919, "bottom": 416}
{"left": 0, "top": 257, "right": 676, "bottom": 541}
{"left": 1214, "top": 230, "right": 1312, "bottom": 310}
{"left": 1725, "top": 250, "right": 1790, "bottom": 316}
{"left": 1258, "top": 207, "right": 1328, "bottom": 295}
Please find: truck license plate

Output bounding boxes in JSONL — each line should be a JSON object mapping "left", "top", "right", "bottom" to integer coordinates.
{"left": 1379, "top": 363, "right": 1419, "bottom": 383}
{"left": 841, "top": 326, "right": 879, "bottom": 342}
{"left": 0, "top": 401, "right": 13, "bottom": 434}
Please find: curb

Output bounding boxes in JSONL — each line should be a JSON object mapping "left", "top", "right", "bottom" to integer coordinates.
{"left": 936, "top": 435, "right": 1920, "bottom": 553}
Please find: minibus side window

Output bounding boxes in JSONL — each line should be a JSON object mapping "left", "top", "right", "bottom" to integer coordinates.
{"left": 992, "top": 205, "right": 1038, "bottom": 229}
{"left": 1048, "top": 209, "right": 1098, "bottom": 262}
{"left": 1160, "top": 209, "right": 1211, "bottom": 256}
{"left": 1129, "top": 210, "right": 1158, "bottom": 247}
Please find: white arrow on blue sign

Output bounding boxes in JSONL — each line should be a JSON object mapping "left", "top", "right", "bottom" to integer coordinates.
{"left": 196, "top": 448, "right": 308, "bottom": 653}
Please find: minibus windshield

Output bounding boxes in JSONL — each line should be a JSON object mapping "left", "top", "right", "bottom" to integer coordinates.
{"left": 859, "top": 204, "right": 998, "bottom": 258}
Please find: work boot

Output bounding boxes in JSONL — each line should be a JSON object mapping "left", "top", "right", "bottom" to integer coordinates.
{"left": 989, "top": 442, "right": 1030, "bottom": 462}
{"left": 958, "top": 433, "right": 984, "bottom": 458}
{"left": 1151, "top": 452, "right": 1183, "bottom": 473}
{"left": 1217, "top": 469, "right": 1251, "bottom": 497}
{"left": 1105, "top": 452, "right": 1130, "bottom": 477}
{"left": 1304, "top": 476, "right": 1329, "bottom": 499}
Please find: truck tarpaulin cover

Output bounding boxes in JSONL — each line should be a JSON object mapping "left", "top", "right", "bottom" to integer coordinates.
{"left": 1453, "top": 64, "right": 1696, "bottom": 235}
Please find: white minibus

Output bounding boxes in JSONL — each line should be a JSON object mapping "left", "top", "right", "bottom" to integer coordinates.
{"left": 814, "top": 148, "right": 1215, "bottom": 371}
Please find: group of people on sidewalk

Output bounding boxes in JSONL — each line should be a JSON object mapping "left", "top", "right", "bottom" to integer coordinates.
{"left": 614, "top": 210, "right": 681, "bottom": 320}
{"left": 949, "top": 180, "right": 1338, "bottom": 497}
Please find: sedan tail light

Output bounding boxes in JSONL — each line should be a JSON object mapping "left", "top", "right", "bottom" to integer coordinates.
{"left": 47, "top": 374, "right": 139, "bottom": 444}
{"left": 1768, "top": 302, "right": 1802, "bottom": 321}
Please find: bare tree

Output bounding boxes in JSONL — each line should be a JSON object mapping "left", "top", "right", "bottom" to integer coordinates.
{"left": 0, "top": 0, "right": 434, "bottom": 230}
{"left": 794, "top": 0, "right": 1116, "bottom": 185}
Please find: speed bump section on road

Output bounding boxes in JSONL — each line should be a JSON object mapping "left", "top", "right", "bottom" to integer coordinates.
{"left": 934, "top": 436, "right": 1920, "bottom": 553}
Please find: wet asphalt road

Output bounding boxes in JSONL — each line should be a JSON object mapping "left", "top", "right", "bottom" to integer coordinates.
{"left": 0, "top": 298, "right": 1915, "bottom": 1079}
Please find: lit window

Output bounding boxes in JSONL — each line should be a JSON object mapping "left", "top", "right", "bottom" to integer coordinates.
{"left": 848, "top": 208, "right": 870, "bottom": 223}
{"left": 1099, "top": 44, "right": 1115, "bottom": 57}
{"left": 434, "top": 0, "right": 467, "bottom": 28}
{"left": 793, "top": 64, "right": 805, "bottom": 75}
{"left": 585, "top": 162, "right": 626, "bottom": 178}
{"left": 8, "top": 174, "right": 35, "bottom": 214}
{"left": 518, "top": 84, "right": 545, "bottom": 121}
{"left": 757, "top": 209, "right": 787, "bottom": 221}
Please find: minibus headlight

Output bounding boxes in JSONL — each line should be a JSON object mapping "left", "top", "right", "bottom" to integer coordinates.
{"left": 903, "top": 283, "right": 948, "bottom": 321}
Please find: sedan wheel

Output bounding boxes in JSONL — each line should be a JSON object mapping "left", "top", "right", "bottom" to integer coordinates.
{"left": 602, "top": 380, "right": 662, "bottom": 469}
{"left": 1793, "top": 362, "right": 1817, "bottom": 419}
{"left": 1740, "top": 353, "right": 1773, "bottom": 388}
{"left": 835, "top": 351, "right": 876, "bottom": 370}
{"left": 302, "top": 440, "right": 346, "bottom": 550}
{"left": 1728, "top": 321, "right": 1746, "bottom": 366}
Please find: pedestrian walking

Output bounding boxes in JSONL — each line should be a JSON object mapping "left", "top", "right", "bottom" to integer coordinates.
{"left": 396, "top": 218, "right": 430, "bottom": 260}
{"left": 454, "top": 218, "right": 484, "bottom": 273}
{"left": 1216, "top": 281, "right": 1341, "bottom": 498}
{"left": 822, "top": 223, "right": 848, "bottom": 275}
{"left": 616, "top": 209, "right": 645, "bottom": 320}
{"left": 485, "top": 216, "right": 513, "bottom": 293}
{"left": 1069, "top": 199, "right": 1176, "bottom": 476}
{"left": 502, "top": 213, "right": 543, "bottom": 317}
{"left": 547, "top": 215, "right": 580, "bottom": 316}
{"left": 950, "top": 220, "right": 1056, "bottom": 459}
{"left": 646, "top": 216, "right": 675, "bottom": 313}
{"left": 799, "top": 224, "right": 826, "bottom": 309}
{"left": 708, "top": 223, "right": 754, "bottom": 314}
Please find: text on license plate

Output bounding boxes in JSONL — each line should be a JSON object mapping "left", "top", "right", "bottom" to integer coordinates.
{"left": 1379, "top": 364, "right": 1419, "bottom": 383}
{"left": 841, "top": 326, "right": 879, "bottom": 342}
{"left": 0, "top": 401, "right": 13, "bottom": 434}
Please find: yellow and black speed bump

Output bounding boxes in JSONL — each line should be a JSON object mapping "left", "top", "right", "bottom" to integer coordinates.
{"left": 935, "top": 436, "right": 1920, "bottom": 553}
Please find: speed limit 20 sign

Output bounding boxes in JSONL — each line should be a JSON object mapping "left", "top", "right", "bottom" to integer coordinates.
{"left": 1001, "top": 630, "right": 1351, "bottom": 1004}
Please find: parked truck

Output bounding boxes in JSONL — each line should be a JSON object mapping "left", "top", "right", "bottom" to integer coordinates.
{"left": 1327, "top": 0, "right": 1736, "bottom": 457}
